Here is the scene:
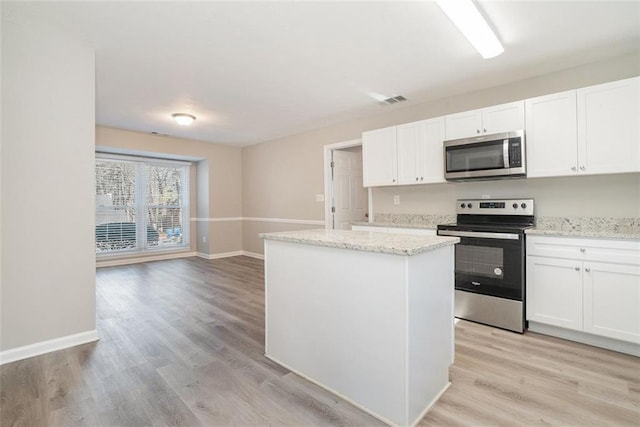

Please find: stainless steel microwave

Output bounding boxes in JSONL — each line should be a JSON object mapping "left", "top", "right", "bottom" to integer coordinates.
{"left": 443, "top": 130, "right": 526, "bottom": 181}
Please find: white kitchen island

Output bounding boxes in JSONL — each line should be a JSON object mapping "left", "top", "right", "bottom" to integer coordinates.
{"left": 259, "top": 229, "right": 459, "bottom": 427}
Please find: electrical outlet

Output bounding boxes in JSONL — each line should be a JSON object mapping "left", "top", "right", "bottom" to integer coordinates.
{"left": 202, "top": 236, "right": 207, "bottom": 243}
{"left": 393, "top": 195, "right": 400, "bottom": 205}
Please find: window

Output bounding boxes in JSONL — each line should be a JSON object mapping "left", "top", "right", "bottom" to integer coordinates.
{"left": 95, "top": 154, "right": 190, "bottom": 255}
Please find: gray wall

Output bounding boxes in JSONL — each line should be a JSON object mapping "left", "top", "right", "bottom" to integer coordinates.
{"left": 1, "top": 18, "right": 96, "bottom": 351}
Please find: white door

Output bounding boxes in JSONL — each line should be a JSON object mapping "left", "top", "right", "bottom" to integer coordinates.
{"left": 420, "top": 117, "right": 446, "bottom": 183}
{"left": 445, "top": 109, "right": 482, "bottom": 140}
{"left": 332, "top": 149, "right": 368, "bottom": 230}
{"left": 577, "top": 77, "right": 640, "bottom": 175}
{"left": 397, "top": 121, "right": 422, "bottom": 185}
{"left": 525, "top": 90, "right": 578, "bottom": 177}
{"left": 481, "top": 101, "right": 525, "bottom": 134}
{"left": 583, "top": 261, "right": 640, "bottom": 343}
{"left": 362, "top": 126, "right": 397, "bottom": 187}
{"left": 526, "top": 256, "right": 583, "bottom": 330}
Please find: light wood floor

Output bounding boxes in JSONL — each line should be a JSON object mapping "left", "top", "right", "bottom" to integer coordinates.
{"left": 1, "top": 256, "right": 638, "bottom": 426}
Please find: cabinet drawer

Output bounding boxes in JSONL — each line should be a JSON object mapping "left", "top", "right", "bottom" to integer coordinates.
{"left": 527, "top": 236, "right": 640, "bottom": 265}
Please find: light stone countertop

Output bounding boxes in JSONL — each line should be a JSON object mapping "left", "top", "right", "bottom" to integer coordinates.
{"left": 525, "top": 216, "right": 640, "bottom": 240}
{"left": 525, "top": 228, "right": 640, "bottom": 240}
{"left": 259, "top": 229, "right": 459, "bottom": 256}
{"left": 351, "top": 213, "right": 455, "bottom": 230}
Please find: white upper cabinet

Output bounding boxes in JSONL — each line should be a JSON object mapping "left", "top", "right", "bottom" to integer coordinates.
{"left": 577, "top": 77, "right": 640, "bottom": 175}
{"left": 445, "top": 101, "right": 524, "bottom": 140}
{"left": 397, "top": 117, "right": 446, "bottom": 185}
{"left": 362, "top": 126, "right": 397, "bottom": 187}
{"left": 526, "top": 77, "right": 640, "bottom": 178}
{"left": 526, "top": 90, "right": 578, "bottom": 177}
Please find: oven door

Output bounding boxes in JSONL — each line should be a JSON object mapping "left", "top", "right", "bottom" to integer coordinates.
{"left": 437, "top": 229, "right": 524, "bottom": 301}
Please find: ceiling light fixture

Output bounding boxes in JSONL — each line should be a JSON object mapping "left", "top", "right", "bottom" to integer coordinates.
{"left": 435, "top": 0, "right": 504, "bottom": 59}
{"left": 171, "top": 113, "right": 196, "bottom": 126}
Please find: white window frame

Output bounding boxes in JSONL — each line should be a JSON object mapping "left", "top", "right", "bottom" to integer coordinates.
{"left": 96, "top": 153, "right": 191, "bottom": 257}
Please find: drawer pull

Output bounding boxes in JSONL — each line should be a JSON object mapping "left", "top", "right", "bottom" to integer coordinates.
{"left": 580, "top": 248, "right": 586, "bottom": 252}
{"left": 574, "top": 266, "right": 580, "bottom": 271}
{"left": 585, "top": 267, "right": 591, "bottom": 272}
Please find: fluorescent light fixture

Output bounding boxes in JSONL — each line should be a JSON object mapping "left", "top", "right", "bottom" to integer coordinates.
{"left": 171, "top": 113, "right": 196, "bottom": 126}
{"left": 436, "top": 0, "right": 504, "bottom": 59}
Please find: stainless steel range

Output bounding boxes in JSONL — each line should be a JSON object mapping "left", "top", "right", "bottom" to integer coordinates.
{"left": 437, "top": 199, "right": 534, "bottom": 333}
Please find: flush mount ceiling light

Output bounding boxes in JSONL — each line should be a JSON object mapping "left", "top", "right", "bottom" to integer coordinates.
{"left": 436, "top": 0, "right": 504, "bottom": 59}
{"left": 171, "top": 113, "right": 196, "bottom": 126}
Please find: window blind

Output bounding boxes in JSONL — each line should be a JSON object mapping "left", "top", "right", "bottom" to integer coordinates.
{"left": 95, "top": 155, "right": 189, "bottom": 255}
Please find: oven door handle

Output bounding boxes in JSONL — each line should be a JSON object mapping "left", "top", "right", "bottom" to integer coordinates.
{"left": 438, "top": 230, "right": 521, "bottom": 240}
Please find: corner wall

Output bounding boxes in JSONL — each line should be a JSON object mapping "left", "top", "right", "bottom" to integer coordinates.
{"left": 241, "top": 52, "right": 640, "bottom": 254}
{"left": 1, "top": 18, "right": 96, "bottom": 354}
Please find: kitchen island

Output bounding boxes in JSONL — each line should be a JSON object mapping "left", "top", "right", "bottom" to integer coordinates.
{"left": 259, "top": 229, "right": 459, "bottom": 427}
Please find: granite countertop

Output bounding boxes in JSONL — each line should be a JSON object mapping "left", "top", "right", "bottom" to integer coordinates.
{"left": 259, "top": 229, "right": 459, "bottom": 256}
{"left": 525, "top": 216, "right": 640, "bottom": 240}
{"left": 352, "top": 213, "right": 455, "bottom": 230}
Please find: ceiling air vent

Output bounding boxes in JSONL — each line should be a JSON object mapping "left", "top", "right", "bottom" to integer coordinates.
{"left": 383, "top": 95, "right": 407, "bottom": 105}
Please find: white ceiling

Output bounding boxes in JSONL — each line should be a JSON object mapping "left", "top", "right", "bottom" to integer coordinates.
{"left": 3, "top": 1, "right": 639, "bottom": 146}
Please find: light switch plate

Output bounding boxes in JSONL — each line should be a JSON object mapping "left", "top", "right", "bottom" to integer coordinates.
{"left": 315, "top": 194, "right": 325, "bottom": 202}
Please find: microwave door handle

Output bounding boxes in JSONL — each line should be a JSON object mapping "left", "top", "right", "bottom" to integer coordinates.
{"left": 503, "top": 139, "right": 509, "bottom": 168}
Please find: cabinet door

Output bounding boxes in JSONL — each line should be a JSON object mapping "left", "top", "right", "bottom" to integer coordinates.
{"left": 362, "top": 126, "right": 397, "bottom": 187}
{"left": 583, "top": 261, "right": 640, "bottom": 343}
{"left": 577, "top": 77, "right": 640, "bottom": 175}
{"left": 482, "top": 101, "right": 525, "bottom": 134}
{"left": 397, "top": 121, "right": 422, "bottom": 185}
{"left": 525, "top": 91, "right": 578, "bottom": 177}
{"left": 420, "top": 117, "right": 446, "bottom": 183}
{"left": 527, "top": 256, "right": 583, "bottom": 330}
{"left": 445, "top": 109, "right": 482, "bottom": 140}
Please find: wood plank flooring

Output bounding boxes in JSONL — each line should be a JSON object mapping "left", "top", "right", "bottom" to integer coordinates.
{"left": 1, "top": 256, "right": 639, "bottom": 426}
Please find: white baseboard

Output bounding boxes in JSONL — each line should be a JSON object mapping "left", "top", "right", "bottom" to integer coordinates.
{"left": 242, "top": 251, "right": 264, "bottom": 260}
{"left": 197, "top": 251, "right": 244, "bottom": 260}
{"left": 97, "top": 251, "right": 197, "bottom": 267}
{"left": 0, "top": 330, "right": 99, "bottom": 366}
{"left": 196, "top": 251, "right": 264, "bottom": 260}
{"left": 528, "top": 321, "right": 640, "bottom": 357}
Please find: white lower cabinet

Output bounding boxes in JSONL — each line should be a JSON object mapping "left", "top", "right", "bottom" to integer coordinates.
{"left": 527, "top": 256, "right": 583, "bottom": 331}
{"left": 583, "top": 261, "right": 640, "bottom": 343}
{"left": 527, "top": 236, "right": 640, "bottom": 347}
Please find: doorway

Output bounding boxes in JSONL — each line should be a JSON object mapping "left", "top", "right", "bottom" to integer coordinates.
{"left": 323, "top": 140, "right": 369, "bottom": 230}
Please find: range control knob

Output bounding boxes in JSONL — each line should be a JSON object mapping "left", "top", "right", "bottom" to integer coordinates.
{"left": 512, "top": 203, "right": 518, "bottom": 209}
{"left": 467, "top": 203, "right": 473, "bottom": 208}
{"left": 460, "top": 203, "right": 466, "bottom": 208}
{"left": 521, "top": 203, "right": 527, "bottom": 209}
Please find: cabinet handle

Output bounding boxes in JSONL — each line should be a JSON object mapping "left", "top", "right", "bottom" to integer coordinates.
{"left": 579, "top": 166, "right": 585, "bottom": 171}
{"left": 585, "top": 267, "right": 591, "bottom": 272}
{"left": 580, "top": 248, "right": 586, "bottom": 252}
{"left": 483, "top": 128, "right": 487, "bottom": 133}
{"left": 476, "top": 129, "right": 480, "bottom": 134}
{"left": 574, "top": 266, "right": 580, "bottom": 271}
{"left": 416, "top": 177, "right": 419, "bottom": 181}
{"left": 420, "top": 177, "right": 424, "bottom": 181}
{"left": 571, "top": 166, "right": 577, "bottom": 171}
{"left": 392, "top": 179, "right": 396, "bottom": 183}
